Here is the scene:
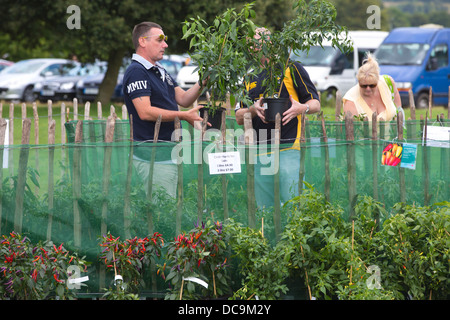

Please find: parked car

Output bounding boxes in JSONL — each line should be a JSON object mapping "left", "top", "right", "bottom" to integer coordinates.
{"left": 76, "top": 72, "right": 124, "bottom": 103}
{"left": 0, "top": 59, "right": 14, "bottom": 72}
{"left": 159, "top": 58, "right": 183, "bottom": 80}
{"left": 375, "top": 26, "right": 450, "bottom": 108}
{"left": 0, "top": 58, "right": 76, "bottom": 102}
{"left": 176, "top": 64, "right": 199, "bottom": 91}
{"left": 77, "top": 58, "right": 183, "bottom": 103}
{"left": 33, "top": 61, "right": 107, "bottom": 102}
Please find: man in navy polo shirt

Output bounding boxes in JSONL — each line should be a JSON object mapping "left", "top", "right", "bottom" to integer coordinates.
{"left": 123, "top": 21, "right": 205, "bottom": 142}
{"left": 123, "top": 21, "right": 206, "bottom": 197}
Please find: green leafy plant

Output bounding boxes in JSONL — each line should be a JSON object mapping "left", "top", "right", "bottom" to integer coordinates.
{"left": 182, "top": 3, "right": 257, "bottom": 114}
{"left": 279, "top": 184, "right": 350, "bottom": 299}
{"left": 159, "top": 220, "right": 230, "bottom": 300}
{"left": 376, "top": 203, "right": 450, "bottom": 300}
{"left": 98, "top": 232, "right": 164, "bottom": 299}
{"left": 252, "top": 0, "right": 352, "bottom": 98}
{"left": 227, "top": 219, "right": 289, "bottom": 300}
{"left": 0, "top": 231, "right": 87, "bottom": 300}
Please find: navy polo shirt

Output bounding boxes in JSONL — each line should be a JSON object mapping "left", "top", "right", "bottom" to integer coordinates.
{"left": 123, "top": 54, "right": 179, "bottom": 141}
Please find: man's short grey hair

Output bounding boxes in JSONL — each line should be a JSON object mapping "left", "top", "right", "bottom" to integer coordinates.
{"left": 132, "top": 22, "right": 162, "bottom": 51}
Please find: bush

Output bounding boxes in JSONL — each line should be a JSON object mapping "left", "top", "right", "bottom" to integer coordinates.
{"left": 0, "top": 231, "right": 87, "bottom": 300}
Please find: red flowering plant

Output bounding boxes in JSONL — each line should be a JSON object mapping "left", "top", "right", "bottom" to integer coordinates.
{"left": 0, "top": 231, "right": 87, "bottom": 300}
{"left": 99, "top": 232, "right": 164, "bottom": 297}
{"left": 158, "top": 220, "right": 230, "bottom": 300}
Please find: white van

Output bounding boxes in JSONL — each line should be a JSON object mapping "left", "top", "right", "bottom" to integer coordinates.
{"left": 291, "top": 31, "right": 388, "bottom": 99}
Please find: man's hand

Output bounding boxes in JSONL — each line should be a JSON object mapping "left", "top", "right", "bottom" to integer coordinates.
{"left": 253, "top": 97, "right": 268, "bottom": 123}
{"left": 282, "top": 95, "right": 307, "bottom": 126}
{"left": 181, "top": 104, "right": 205, "bottom": 127}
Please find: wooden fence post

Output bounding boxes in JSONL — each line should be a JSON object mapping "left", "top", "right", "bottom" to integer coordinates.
{"left": 9, "top": 103, "right": 14, "bottom": 176}
{"left": 0, "top": 118, "right": 7, "bottom": 234}
{"left": 397, "top": 112, "right": 406, "bottom": 203}
{"left": 101, "top": 115, "right": 116, "bottom": 236}
{"left": 428, "top": 87, "right": 432, "bottom": 120}
{"left": 371, "top": 112, "right": 378, "bottom": 202}
{"left": 408, "top": 89, "right": 416, "bottom": 120}
{"left": 61, "top": 103, "right": 66, "bottom": 144}
{"left": 422, "top": 113, "right": 430, "bottom": 205}
{"left": 97, "top": 101, "right": 103, "bottom": 120}
{"left": 14, "top": 118, "right": 31, "bottom": 234}
{"left": 197, "top": 111, "right": 208, "bottom": 223}
{"left": 144, "top": 114, "right": 162, "bottom": 237}
{"left": 335, "top": 90, "right": 342, "bottom": 121}
{"left": 220, "top": 111, "right": 229, "bottom": 220}
{"left": 46, "top": 120, "right": 56, "bottom": 241}
{"left": 320, "top": 111, "right": 330, "bottom": 201}
{"left": 345, "top": 111, "right": 356, "bottom": 220}
{"left": 273, "top": 113, "right": 281, "bottom": 241}
{"left": 123, "top": 115, "right": 134, "bottom": 239}
{"left": 32, "top": 103, "right": 40, "bottom": 194}
{"left": 244, "top": 112, "right": 256, "bottom": 229}
{"left": 174, "top": 117, "right": 183, "bottom": 235}
{"left": 299, "top": 111, "right": 306, "bottom": 194}
{"left": 73, "top": 120, "right": 83, "bottom": 248}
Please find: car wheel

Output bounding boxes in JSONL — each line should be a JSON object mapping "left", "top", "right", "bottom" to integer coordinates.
{"left": 416, "top": 92, "right": 429, "bottom": 109}
{"left": 22, "top": 86, "right": 35, "bottom": 103}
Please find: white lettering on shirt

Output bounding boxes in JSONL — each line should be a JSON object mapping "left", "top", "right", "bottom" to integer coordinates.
{"left": 127, "top": 80, "right": 148, "bottom": 94}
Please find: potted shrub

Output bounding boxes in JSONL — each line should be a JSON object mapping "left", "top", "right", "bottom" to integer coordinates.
{"left": 158, "top": 220, "right": 230, "bottom": 300}
{"left": 0, "top": 232, "right": 87, "bottom": 300}
{"left": 184, "top": 0, "right": 352, "bottom": 124}
{"left": 181, "top": 3, "right": 258, "bottom": 129}
{"left": 98, "top": 232, "right": 164, "bottom": 299}
{"left": 251, "top": 0, "right": 353, "bottom": 122}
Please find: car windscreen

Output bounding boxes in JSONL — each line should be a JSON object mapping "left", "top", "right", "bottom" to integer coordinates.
{"left": 375, "top": 43, "right": 430, "bottom": 66}
{"left": 3, "top": 60, "right": 46, "bottom": 74}
{"left": 291, "top": 46, "right": 339, "bottom": 66}
{"left": 67, "top": 63, "right": 106, "bottom": 76}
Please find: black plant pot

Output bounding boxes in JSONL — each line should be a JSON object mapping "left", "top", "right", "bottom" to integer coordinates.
{"left": 263, "top": 97, "right": 291, "bottom": 122}
{"left": 199, "top": 107, "right": 226, "bottom": 130}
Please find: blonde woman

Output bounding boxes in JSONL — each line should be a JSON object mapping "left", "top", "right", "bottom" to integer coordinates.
{"left": 343, "top": 53, "right": 402, "bottom": 121}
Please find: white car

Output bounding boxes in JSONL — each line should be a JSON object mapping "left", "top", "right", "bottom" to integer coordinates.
{"left": 176, "top": 65, "right": 199, "bottom": 90}
{"left": 0, "top": 58, "right": 76, "bottom": 102}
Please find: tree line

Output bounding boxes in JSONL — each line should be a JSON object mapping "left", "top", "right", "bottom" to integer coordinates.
{"left": 0, "top": 0, "right": 448, "bottom": 104}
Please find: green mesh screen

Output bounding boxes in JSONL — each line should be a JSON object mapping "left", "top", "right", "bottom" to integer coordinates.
{"left": 0, "top": 118, "right": 448, "bottom": 296}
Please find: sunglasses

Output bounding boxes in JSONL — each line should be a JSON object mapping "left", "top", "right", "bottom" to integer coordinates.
{"left": 359, "top": 83, "right": 377, "bottom": 88}
{"left": 141, "top": 34, "right": 168, "bottom": 42}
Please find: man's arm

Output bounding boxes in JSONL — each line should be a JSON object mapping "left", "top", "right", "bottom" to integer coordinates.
{"left": 175, "top": 81, "right": 205, "bottom": 108}
{"left": 132, "top": 95, "right": 203, "bottom": 126}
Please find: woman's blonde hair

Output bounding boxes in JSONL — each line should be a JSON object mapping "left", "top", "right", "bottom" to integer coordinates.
{"left": 357, "top": 52, "right": 380, "bottom": 84}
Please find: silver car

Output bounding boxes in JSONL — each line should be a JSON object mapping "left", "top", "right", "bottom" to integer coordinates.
{"left": 0, "top": 58, "right": 76, "bottom": 102}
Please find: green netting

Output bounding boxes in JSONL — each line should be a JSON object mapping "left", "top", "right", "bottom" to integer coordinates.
{"left": 0, "top": 118, "right": 448, "bottom": 296}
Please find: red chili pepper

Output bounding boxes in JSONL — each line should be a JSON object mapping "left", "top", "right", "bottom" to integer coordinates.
{"left": 53, "top": 274, "right": 64, "bottom": 283}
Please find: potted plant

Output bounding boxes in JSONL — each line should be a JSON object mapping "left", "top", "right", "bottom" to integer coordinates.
{"left": 251, "top": 0, "right": 353, "bottom": 122}
{"left": 98, "top": 232, "right": 164, "bottom": 299}
{"left": 183, "top": 1, "right": 352, "bottom": 124}
{"left": 181, "top": 3, "right": 258, "bottom": 129}
{"left": 158, "top": 220, "right": 230, "bottom": 300}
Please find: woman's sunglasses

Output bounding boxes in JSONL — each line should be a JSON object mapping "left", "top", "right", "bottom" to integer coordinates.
{"left": 359, "top": 83, "right": 377, "bottom": 88}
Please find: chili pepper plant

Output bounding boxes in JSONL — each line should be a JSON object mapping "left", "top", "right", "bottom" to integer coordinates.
{"left": 98, "top": 232, "right": 164, "bottom": 297}
{"left": 158, "top": 220, "right": 230, "bottom": 300}
{"left": 0, "top": 231, "right": 87, "bottom": 300}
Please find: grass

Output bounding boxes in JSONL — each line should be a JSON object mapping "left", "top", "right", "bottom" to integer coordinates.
{"left": 1, "top": 100, "right": 126, "bottom": 146}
